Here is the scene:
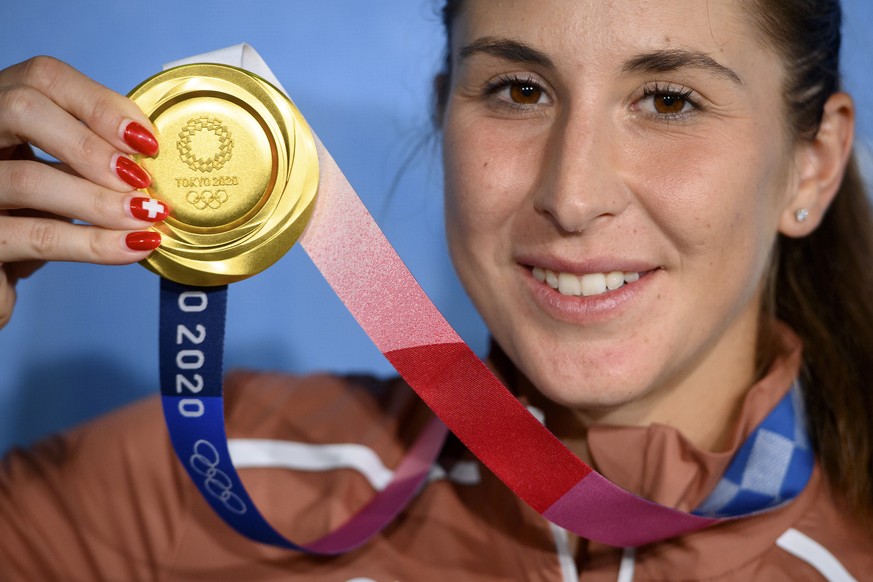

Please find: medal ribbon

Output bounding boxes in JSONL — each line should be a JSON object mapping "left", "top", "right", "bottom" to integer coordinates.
{"left": 160, "top": 279, "right": 447, "bottom": 553}
{"left": 158, "top": 45, "right": 814, "bottom": 552}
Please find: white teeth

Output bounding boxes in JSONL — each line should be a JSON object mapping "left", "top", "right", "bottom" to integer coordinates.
{"left": 545, "top": 269, "right": 559, "bottom": 288}
{"left": 605, "top": 271, "right": 625, "bottom": 290}
{"left": 558, "top": 272, "right": 583, "bottom": 296}
{"left": 534, "top": 268, "right": 643, "bottom": 297}
{"left": 580, "top": 273, "right": 607, "bottom": 296}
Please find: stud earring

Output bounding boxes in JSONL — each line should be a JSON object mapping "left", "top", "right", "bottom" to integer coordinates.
{"left": 795, "top": 208, "right": 810, "bottom": 223}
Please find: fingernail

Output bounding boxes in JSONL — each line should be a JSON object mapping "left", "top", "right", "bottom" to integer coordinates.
{"left": 129, "top": 197, "right": 170, "bottom": 222}
{"left": 125, "top": 231, "right": 161, "bottom": 251}
{"left": 122, "top": 120, "right": 159, "bottom": 156}
{"left": 114, "top": 154, "right": 151, "bottom": 189}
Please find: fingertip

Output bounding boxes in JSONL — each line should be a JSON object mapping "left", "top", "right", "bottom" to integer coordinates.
{"left": 0, "top": 276, "right": 16, "bottom": 330}
{"left": 112, "top": 153, "right": 151, "bottom": 190}
{"left": 126, "top": 195, "right": 171, "bottom": 223}
{"left": 120, "top": 119, "right": 159, "bottom": 157}
{"left": 124, "top": 230, "right": 161, "bottom": 253}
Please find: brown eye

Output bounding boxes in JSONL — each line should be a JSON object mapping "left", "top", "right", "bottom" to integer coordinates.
{"left": 509, "top": 82, "right": 543, "bottom": 105}
{"left": 653, "top": 94, "right": 688, "bottom": 115}
{"left": 486, "top": 75, "right": 552, "bottom": 109}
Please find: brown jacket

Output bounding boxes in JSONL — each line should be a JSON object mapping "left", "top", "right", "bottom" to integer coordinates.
{"left": 0, "top": 346, "right": 870, "bottom": 580}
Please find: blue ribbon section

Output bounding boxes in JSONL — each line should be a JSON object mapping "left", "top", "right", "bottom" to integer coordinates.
{"left": 159, "top": 278, "right": 301, "bottom": 549}
{"left": 694, "top": 382, "right": 814, "bottom": 518}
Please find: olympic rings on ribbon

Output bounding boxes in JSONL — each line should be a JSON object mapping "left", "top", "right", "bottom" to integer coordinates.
{"left": 189, "top": 439, "right": 248, "bottom": 515}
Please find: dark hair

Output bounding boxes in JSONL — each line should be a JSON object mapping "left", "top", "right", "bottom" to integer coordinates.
{"left": 434, "top": 0, "right": 460, "bottom": 120}
{"left": 437, "top": 0, "right": 873, "bottom": 526}
{"left": 750, "top": 0, "right": 873, "bottom": 527}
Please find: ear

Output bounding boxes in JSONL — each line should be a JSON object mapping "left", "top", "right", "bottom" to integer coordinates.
{"left": 779, "top": 92, "right": 855, "bottom": 238}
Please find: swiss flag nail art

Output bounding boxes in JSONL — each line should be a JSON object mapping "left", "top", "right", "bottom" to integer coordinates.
{"left": 130, "top": 197, "right": 170, "bottom": 222}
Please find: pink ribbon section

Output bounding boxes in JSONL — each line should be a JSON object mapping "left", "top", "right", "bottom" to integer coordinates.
{"left": 543, "top": 473, "right": 718, "bottom": 547}
{"left": 305, "top": 415, "right": 448, "bottom": 554}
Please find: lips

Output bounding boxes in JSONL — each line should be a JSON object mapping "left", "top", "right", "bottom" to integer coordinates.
{"left": 532, "top": 267, "right": 643, "bottom": 297}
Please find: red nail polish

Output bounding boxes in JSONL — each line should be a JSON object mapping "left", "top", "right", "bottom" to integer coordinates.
{"left": 123, "top": 121, "right": 159, "bottom": 157}
{"left": 126, "top": 231, "right": 161, "bottom": 251}
{"left": 130, "top": 197, "right": 170, "bottom": 222}
{"left": 115, "top": 156, "right": 151, "bottom": 189}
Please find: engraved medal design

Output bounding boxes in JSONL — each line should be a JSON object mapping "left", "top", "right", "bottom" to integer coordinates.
{"left": 177, "top": 116, "right": 234, "bottom": 211}
{"left": 177, "top": 115, "right": 234, "bottom": 173}
{"left": 128, "top": 64, "right": 319, "bottom": 286}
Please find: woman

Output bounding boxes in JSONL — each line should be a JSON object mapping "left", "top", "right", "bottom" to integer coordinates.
{"left": 0, "top": 0, "right": 871, "bottom": 579}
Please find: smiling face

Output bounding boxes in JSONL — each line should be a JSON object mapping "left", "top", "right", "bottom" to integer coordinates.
{"left": 441, "top": 0, "right": 803, "bottom": 435}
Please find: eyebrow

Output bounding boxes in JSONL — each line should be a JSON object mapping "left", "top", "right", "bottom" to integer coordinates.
{"left": 622, "top": 49, "right": 744, "bottom": 85}
{"left": 459, "top": 37, "right": 556, "bottom": 69}
{"left": 459, "top": 38, "right": 743, "bottom": 87}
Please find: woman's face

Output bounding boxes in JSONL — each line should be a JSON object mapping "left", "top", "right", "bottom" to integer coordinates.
{"left": 442, "top": 0, "right": 800, "bottom": 427}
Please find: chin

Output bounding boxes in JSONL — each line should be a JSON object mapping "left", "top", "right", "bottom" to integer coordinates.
{"left": 534, "top": 374, "right": 649, "bottom": 411}
{"left": 515, "top": 345, "right": 661, "bottom": 413}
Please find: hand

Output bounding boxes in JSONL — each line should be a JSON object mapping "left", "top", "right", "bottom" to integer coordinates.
{"left": 0, "top": 56, "right": 169, "bottom": 329}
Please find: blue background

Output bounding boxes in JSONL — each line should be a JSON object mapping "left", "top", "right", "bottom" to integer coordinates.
{"left": 0, "top": 1, "right": 871, "bottom": 454}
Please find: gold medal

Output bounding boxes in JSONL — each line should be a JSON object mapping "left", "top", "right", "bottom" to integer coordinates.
{"left": 128, "top": 63, "right": 318, "bottom": 286}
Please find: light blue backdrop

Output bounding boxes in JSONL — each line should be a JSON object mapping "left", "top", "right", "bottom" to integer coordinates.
{"left": 1, "top": 1, "right": 871, "bottom": 454}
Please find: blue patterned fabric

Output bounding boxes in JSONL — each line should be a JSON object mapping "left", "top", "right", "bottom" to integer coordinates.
{"left": 694, "top": 383, "right": 814, "bottom": 518}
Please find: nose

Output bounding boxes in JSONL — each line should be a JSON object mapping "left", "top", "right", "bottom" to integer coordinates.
{"left": 533, "top": 107, "right": 628, "bottom": 234}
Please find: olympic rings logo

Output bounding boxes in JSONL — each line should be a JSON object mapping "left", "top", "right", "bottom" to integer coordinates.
{"left": 186, "top": 189, "right": 229, "bottom": 210}
{"left": 177, "top": 116, "right": 234, "bottom": 173}
{"left": 189, "top": 439, "right": 247, "bottom": 515}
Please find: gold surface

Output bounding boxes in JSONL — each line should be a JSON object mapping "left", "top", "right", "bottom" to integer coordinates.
{"left": 128, "top": 64, "right": 318, "bottom": 286}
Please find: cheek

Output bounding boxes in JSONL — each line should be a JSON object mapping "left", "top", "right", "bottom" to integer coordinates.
{"left": 442, "top": 116, "right": 541, "bottom": 254}
{"left": 442, "top": 134, "right": 483, "bottom": 267}
{"left": 622, "top": 127, "right": 787, "bottom": 264}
